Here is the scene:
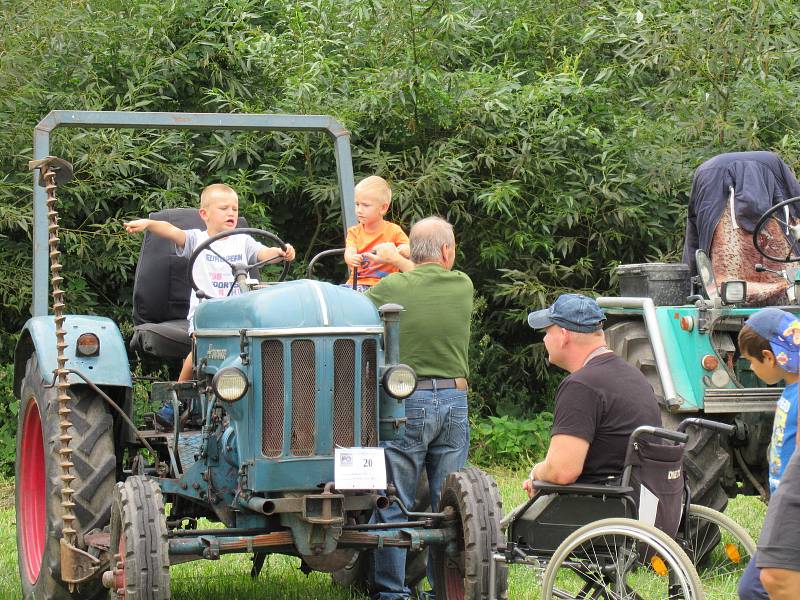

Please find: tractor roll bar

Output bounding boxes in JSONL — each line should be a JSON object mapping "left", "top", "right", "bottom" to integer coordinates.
{"left": 31, "top": 110, "right": 357, "bottom": 316}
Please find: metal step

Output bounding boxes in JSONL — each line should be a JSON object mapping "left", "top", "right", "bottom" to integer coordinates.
{"left": 703, "top": 388, "right": 781, "bottom": 413}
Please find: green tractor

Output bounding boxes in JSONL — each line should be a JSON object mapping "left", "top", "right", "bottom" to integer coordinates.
{"left": 14, "top": 111, "right": 507, "bottom": 600}
{"left": 600, "top": 151, "right": 800, "bottom": 510}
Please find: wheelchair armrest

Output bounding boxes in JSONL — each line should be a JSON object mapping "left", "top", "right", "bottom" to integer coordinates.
{"left": 533, "top": 480, "right": 633, "bottom": 497}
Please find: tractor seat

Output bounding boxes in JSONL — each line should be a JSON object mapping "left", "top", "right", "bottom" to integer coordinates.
{"left": 708, "top": 209, "right": 794, "bottom": 306}
{"left": 129, "top": 208, "right": 249, "bottom": 361}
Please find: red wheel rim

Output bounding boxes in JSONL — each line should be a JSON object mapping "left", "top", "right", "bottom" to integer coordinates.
{"left": 114, "top": 531, "right": 127, "bottom": 597}
{"left": 444, "top": 559, "right": 465, "bottom": 599}
{"left": 19, "top": 400, "right": 46, "bottom": 584}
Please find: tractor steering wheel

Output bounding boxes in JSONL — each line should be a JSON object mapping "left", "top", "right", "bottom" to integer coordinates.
{"left": 187, "top": 228, "right": 290, "bottom": 297}
{"left": 752, "top": 196, "right": 800, "bottom": 263}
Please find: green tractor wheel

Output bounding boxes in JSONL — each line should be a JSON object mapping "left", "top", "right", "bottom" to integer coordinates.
{"left": 16, "top": 355, "right": 116, "bottom": 600}
{"left": 605, "top": 319, "right": 730, "bottom": 512}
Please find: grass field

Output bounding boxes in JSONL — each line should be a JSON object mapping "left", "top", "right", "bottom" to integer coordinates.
{"left": 0, "top": 470, "right": 767, "bottom": 599}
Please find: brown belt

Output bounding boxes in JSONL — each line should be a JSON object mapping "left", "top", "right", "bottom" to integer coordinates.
{"left": 416, "top": 377, "right": 468, "bottom": 391}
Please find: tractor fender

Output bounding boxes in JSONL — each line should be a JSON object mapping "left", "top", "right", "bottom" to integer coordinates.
{"left": 13, "top": 315, "right": 132, "bottom": 398}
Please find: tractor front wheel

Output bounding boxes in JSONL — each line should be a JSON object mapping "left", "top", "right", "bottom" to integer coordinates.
{"left": 432, "top": 467, "right": 507, "bottom": 600}
{"left": 16, "top": 355, "right": 115, "bottom": 600}
{"left": 109, "top": 476, "right": 171, "bottom": 599}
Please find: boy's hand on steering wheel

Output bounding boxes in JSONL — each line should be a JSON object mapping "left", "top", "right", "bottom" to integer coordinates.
{"left": 345, "top": 253, "right": 363, "bottom": 268}
{"left": 283, "top": 243, "right": 296, "bottom": 262}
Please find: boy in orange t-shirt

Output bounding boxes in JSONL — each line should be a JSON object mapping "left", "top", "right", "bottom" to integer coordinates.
{"left": 344, "top": 176, "right": 410, "bottom": 289}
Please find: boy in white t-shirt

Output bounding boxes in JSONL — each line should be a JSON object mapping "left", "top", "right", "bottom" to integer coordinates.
{"left": 125, "top": 184, "right": 295, "bottom": 424}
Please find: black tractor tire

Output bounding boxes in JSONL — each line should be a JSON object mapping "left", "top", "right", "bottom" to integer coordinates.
{"left": 331, "top": 471, "right": 430, "bottom": 594}
{"left": 432, "top": 467, "right": 507, "bottom": 600}
{"left": 16, "top": 355, "right": 116, "bottom": 600}
{"left": 109, "top": 476, "right": 171, "bottom": 599}
{"left": 605, "top": 319, "right": 730, "bottom": 512}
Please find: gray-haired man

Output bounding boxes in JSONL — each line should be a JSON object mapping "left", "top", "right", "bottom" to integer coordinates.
{"left": 365, "top": 216, "right": 474, "bottom": 600}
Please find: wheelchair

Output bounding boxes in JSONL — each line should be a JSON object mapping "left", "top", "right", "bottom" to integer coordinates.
{"left": 486, "top": 418, "right": 755, "bottom": 599}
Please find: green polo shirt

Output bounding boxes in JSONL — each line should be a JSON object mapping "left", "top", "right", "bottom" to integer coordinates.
{"left": 365, "top": 263, "right": 473, "bottom": 378}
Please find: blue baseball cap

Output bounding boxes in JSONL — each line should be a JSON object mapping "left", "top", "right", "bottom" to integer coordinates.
{"left": 744, "top": 308, "right": 800, "bottom": 372}
{"left": 527, "top": 293, "right": 606, "bottom": 333}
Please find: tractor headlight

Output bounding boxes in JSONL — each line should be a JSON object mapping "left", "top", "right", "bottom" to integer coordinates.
{"left": 382, "top": 365, "right": 417, "bottom": 399}
{"left": 212, "top": 368, "right": 249, "bottom": 402}
{"left": 720, "top": 280, "right": 747, "bottom": 305}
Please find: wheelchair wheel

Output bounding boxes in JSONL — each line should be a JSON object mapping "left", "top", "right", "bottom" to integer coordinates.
{"left": 679, "top": 504, "right": 755, "bottom": 588}
{"left": 541, "top": 517, "right": 704, "bottom": 600}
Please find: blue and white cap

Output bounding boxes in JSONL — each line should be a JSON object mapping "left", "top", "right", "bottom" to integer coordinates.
{"left": 745, "top": 307, "right": 800, "bottom": 372}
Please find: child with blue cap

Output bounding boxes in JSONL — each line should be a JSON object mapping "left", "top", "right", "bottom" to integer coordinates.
{"left": 737, "top": 307, "right": 800, "bottom": 600}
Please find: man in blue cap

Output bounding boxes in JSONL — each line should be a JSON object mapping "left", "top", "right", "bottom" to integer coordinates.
{"left": 523, "top": 293, "right": 661, "bottom": 497}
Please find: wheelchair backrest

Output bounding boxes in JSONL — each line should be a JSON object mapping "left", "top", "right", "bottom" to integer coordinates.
{"left": 626, "top": 438, "right": 685, "bottom": 538}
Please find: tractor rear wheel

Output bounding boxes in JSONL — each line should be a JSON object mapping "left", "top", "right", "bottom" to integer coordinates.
{"left": 109, "top": 476, "right": 171, "bottom": 599}
{"left": 16, "top": 355, "right": 116, "bottom": 600}
{"left": 432, "top": 467, "right": 507, "bottom": 600}
{"left": 605, "top": 319, "right": 730, "bottom": 513}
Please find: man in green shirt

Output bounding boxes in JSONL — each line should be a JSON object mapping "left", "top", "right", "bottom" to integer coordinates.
{"left": 365, "top": 216, "right": 474, "bottom": 600}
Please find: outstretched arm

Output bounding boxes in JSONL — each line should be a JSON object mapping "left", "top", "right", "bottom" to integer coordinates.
{"left": 124, "top": 219, "right": 186, "bottom": 249}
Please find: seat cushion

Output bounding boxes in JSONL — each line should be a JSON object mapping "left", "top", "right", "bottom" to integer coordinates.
{"left": 130, "top": 320, "right": 191, "bottom": 359}
{"left": 710, "top": 210, "right": 794, "bottom": 306}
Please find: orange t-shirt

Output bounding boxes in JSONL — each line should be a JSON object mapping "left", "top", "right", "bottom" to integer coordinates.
{"left": 346, "top": 221, "right": 410, "bottom": 287}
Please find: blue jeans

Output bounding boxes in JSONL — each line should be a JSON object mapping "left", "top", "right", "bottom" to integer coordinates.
{"left": 370, "top": 387, "right": 470, "bottom": 600}
{"left": 738, "top": 552, "right": 769, "bottom": 599}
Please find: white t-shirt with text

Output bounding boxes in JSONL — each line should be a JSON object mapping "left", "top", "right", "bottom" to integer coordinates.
{"left": 177, "top": 229, "right": 265, "bottom": 328}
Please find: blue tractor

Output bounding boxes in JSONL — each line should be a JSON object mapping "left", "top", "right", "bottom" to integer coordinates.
{"left": 600, "top": 151, "right": 800, "bottom": 512}
{"left": 13, "top": 111, "right": 506, "bottom": 600}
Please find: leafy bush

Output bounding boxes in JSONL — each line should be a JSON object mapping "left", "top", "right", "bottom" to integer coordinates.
{"left": 0, "top": 364, "right": 18, "bottom": 475}
{"left": 469, "top": 413, "right": 554, "bottom": 469}
{"left": 1, "top": 0, "right": 800, "bottom": 449}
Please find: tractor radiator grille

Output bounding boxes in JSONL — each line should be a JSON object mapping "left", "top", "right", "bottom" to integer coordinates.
{"left": 361, "top": 339, "right": 378, "bottom": 446}
{"left": 261, "top": 340, "right": 284, "bottom": 457}
{"left": 291, "top": 340, "right": 317, "bottom": 456}
{"left": 333, "top": 339, "right": 356, "bottom": 448}
{"left": 261, "top": 337, "right": 379, "bottom": 457}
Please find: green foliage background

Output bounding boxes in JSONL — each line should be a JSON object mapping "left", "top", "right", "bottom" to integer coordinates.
{"left": 2, "top": 0, "right": 800, "bottom": 465}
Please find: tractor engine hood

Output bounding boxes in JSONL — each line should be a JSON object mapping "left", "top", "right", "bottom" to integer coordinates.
{"left": 193, "top": 279, "right": 382, "bottom": 331}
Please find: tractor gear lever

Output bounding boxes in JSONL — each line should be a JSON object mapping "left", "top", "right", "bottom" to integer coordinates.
{"left": 754, "top": 263, "right": 785, "bottom": 277}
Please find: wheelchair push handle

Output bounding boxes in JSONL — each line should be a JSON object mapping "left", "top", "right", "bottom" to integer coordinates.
{"left": 676, "top": 417, "right": 736, "bottom": 436}
{"left": 630, "top": 425, "right": 688, "bottom": 445}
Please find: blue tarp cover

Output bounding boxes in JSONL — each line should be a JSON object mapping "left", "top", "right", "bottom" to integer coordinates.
{"left": 682, "top": 151, "right": 800, "bottom": 275}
